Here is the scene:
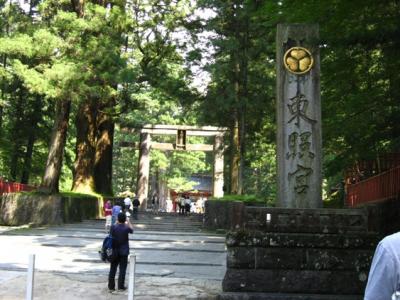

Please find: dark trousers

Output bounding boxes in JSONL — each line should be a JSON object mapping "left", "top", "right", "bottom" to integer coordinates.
{"left": 179, "top": 204, "right": 185, "bottom": 215}
{"left": 132, "top": 207, "right": 138, "bottom": 220}
{"left": 185, "top": 203, "right": 190, "bottom": 215}
{"left": 108, "top": 255, "right": 128, "bottom": 290}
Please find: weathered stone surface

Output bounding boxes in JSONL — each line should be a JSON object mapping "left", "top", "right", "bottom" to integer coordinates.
{"left": 222, "top": 206, "right": 379, "bottom": 297}
{"left": 226, "top": 231, "right": 378, "bottom": 249}
{"left": 245, "top": 207, "right": 368, "bottom": 233}
{"left": 222, "top": 269, "right": 367, "bottom": 294}
{"left": 227, "top": 247, "right": 256, "bottom": 269}
{"left": 276, "top": 24, "right": 322, "bottom": 208}
{"left": 218, "top": 292, "right": 362, "bottom": 300}
{"left": 0, "top": 193, "right": 99, "bottom": 226}
{"left": 256, "top": 248, "right": 372, "bottom": 271}
{"left": 204, "top": 200, "right": 245, "bottom": 230}
{"left": 227, "top": 247, "right": 372, "bottom": 271}
{"left": 203, "top": 196, "right": 400, "bottom": 236}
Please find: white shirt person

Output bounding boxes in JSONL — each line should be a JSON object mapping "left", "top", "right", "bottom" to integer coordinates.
{"left": 364, "top": 232, "right": 400, "bottom": 300}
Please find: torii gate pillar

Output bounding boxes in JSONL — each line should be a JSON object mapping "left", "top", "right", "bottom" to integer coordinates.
{"left": 137, "top": 132, "right": 151, "bottom": 210}
{"left": 213, "top": 134, "right": 224, "bottom": 198}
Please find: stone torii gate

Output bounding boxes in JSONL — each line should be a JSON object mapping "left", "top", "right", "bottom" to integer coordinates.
{"left": 134, "top": 125, "right": 227, "bottom": 210}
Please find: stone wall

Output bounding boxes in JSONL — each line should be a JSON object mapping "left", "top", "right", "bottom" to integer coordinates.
{"left": 206, "top": 200, "right": 400, "bottom": 297}
{"left": 205, "top": 197, "right": 400, "bottom": 298}
{"left": 204, "top": 200, "right": 245, "bottom": 230}
{"left": 204, "top": 196, "right": 400, "bottom": 235}
{"left": 0, "top": 193, "right": 100, "bottom": 226}
{"left": 222, "top": 208, "right": 378, "bottom": 295}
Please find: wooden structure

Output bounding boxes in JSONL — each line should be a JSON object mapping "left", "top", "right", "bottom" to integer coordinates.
{"left": 345, "top": 153, "right": 400, "bottom": 185}
{"left": 0, "top": 180, "right": 35, "bottom": 196}
{"left": 121, "top": 125, "right": 227, "bottom": 210}
{"left": 347, "top": 165, "right": 400, "bottom": 207}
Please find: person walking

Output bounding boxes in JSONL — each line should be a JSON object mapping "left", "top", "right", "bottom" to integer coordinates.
{"left": 151, "top": 193, "right": 158, "bottom": 214}
{"left": 124, "top": 195, "right": 132, "bottom": 213}
{"left": 132, "top": 197, "right": 140, "bottom": 220}
{"left": 184, "top": 195, "right": 191, "bottom": 216}
{"left": 178, "top": 196, "right": 185, "bottom": 215}
{"left": 108, "top": 212, "right": 134, "bottom": 292}
{"left": 104, "top": 200, "right": 112, "bottom": 233}
{"left": 111, "top": 201, "right": 122, "bottom": 226}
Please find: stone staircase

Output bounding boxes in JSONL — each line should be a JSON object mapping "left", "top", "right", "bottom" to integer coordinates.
{"left": 62, "top": 211, "right": 204, "bottom": 233}
{"left": 128, "top": 211, "right": 204, "bottom": 232}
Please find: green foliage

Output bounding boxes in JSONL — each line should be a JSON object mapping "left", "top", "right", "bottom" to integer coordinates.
{"left": 210, "top": 194, "right": 265, "bottom": 204}
{"left": 0, "top": 0, "right": 398, "bottom": 204}
{"left": 59, "top": 191, "right": 99, "bottom": 199}
{"left": 167, "top": 177, "right": 199, "bottom": 193}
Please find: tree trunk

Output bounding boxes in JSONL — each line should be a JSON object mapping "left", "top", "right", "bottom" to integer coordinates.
{"left": 230, "top": 112, "right": 240, "bottom": 194}
{"left": 229, "top": 0, "right": 242, "bottom": 195}
{"left": 10, "top": 88, "right": 25, "bottom": 181}
{"left": 21, "top": 134, "right": 35, "bottom": 184}
{"left": 0, "top": 55, "right": 5, "bottom": 130}
{"left": 238, "top": 14, "right": 249, "bottom": 195}
{"left": 72, "top": 101, "right": 97, "bottom": 193}
{"left": 94, "top": 106, "right": 114, "bottom": 195}
{"left": 21, "top": 95, "right": 42, "bottom": 184}
{"left": 71, "top": 0, "right": 85, "bottom": 17}
{"left": 39, "top": 99, "right": 71, "bottom": 193}
{"left": 0, "top": 104, "right": 3, "bottom": 130}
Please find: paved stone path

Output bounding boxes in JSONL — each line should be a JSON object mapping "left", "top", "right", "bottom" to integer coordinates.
{"left": 0, "top": 212, "right": 226, "bottom": 299}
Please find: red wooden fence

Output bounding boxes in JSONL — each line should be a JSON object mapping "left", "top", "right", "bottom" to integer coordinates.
{"left": 346, "top": 165, "right": 400, "bottom": 207}
{"left": 0, "top": 180, "right": 35, "bottom": 195}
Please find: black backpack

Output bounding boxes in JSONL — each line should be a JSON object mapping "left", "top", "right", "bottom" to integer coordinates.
{"left": 99, "top": 229, "right": 118, "bottom": 262}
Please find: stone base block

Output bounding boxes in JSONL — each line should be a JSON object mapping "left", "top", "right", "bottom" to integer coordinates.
{"left": 218, "top": 292, "right": 362, "bottom": 300}
{"left": 227, "top": 247, "right": 373, "bottom": 271}
{"left": 222, "top": 269, "right": 367, "bottom": 294}
{"left": 245, "top": 208, "right": 368, "bottom": 233}
{"left": 226, "top": 231, "right": 379, "bottom": 249}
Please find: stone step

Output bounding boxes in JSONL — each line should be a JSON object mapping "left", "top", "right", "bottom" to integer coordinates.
{"left": 63, "top": 223, "right": 204, "bottom": 229}
{"left": 218, "top": 292, "right": 362, "bottom": 300}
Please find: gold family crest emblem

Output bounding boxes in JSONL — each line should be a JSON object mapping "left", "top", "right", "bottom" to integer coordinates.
{"left": 283, "top": 47, "right": 314, "bottom": 75}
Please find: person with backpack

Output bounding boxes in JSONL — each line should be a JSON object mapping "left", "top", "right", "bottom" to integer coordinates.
{"left": 108, "top": 212, "right": 133, "bottom": 292}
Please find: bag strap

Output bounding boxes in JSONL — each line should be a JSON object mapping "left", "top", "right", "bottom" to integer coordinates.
{"left": 109, "top": 225, "right": 118, "bottom": 248}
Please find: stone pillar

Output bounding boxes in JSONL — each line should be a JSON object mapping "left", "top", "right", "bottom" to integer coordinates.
{"left": 136, "top": 132, "right": 151, "bottom": 210}
{"left": 276, "top": 24, "right": 322, "bottom": 208}
{"left": 213, "top": 134, "right": 224, "bottom": 198}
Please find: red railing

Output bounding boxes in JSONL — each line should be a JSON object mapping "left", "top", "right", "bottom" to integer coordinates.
{"left": 346, "top": 165, "right": 400, "bottom": 207}
{"left": 0, "top": 180, "right": 36, "bottom": 195}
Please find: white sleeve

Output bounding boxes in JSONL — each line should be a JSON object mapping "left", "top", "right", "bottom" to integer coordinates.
{"left": 364, "top": 243, "right": 397, "bottom": 300}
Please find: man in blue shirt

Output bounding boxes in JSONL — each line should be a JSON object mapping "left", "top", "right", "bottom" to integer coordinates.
{"left": 108, "top": 212, "right": 133, "bottom": 291}
{"left": 111, "top": 201, "right": 123, "bottom": 226}
{"left": 364, "top": 232, "right": 400, "bottom": 300}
